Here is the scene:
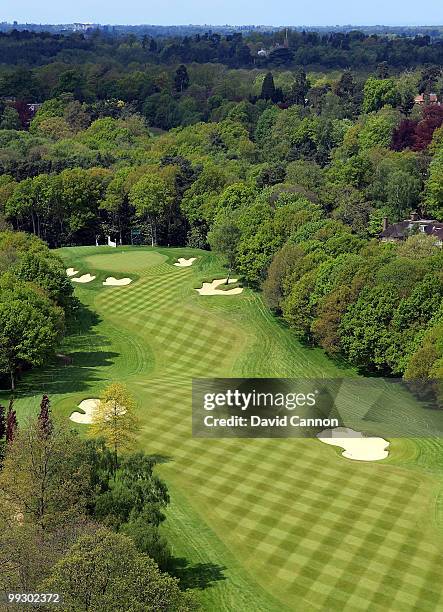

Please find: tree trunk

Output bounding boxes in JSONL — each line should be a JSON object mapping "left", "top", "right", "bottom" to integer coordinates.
{"left": 226, "top": 266, "right": 231, "bottom": 285}
{"left": 113, "top": 438, "right": 118, "bottom": 477}
{"left": 10, "top": 368, "right": 15, "bottom": 391}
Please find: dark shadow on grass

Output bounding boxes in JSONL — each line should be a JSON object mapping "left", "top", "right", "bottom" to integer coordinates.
{"left": 148, "top": 454, "right": 173, "bottom": 464}
{"left": 1, "top": 302, "right": 120, "bottom": 399}
{"left": 67, "top": 299, "right": 102, "bottom": 335}
{"left": 169, "top": 558, "right": 227, "bottom": 590}
{"left": 10, "top": 351, "right": 120, "bottom": 398}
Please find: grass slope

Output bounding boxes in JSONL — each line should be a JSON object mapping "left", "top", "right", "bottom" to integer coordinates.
{"left": 5, "top": 246, "right": 443, "bottom": 612}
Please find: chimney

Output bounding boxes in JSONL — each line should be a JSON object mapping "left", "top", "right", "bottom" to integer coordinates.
{"left": 382, "top": 217, "right": 388, "bottom": 232}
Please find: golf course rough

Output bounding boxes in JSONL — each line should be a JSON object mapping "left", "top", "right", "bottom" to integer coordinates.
{"left": 9, "top": 246, "right": 443, "bottom": 612}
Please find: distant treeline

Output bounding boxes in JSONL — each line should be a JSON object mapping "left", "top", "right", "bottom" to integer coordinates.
{"left": 0, "top": 28, "right": 443, "bottom": 69}
{"left": 1, "top": 23, "right": 443, "bottom": 39}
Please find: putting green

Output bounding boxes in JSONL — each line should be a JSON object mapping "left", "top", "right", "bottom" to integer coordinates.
{"left": 7, "top": 246, "right": 443, "bottom": 612}
{"left": 84, "top": 249, "right": 167, "bottom": 272}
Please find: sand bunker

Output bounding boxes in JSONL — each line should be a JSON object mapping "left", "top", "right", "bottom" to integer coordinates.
{"left": 103, "top": 277, "right": 132, "bottom": 286}
{"left": 66, "top": 267, "right": 79, "bottom": 277}
{"left": 70, "top": 399, "right": 100, "bottom": 425}
{"left": 71, "top": 274, "right": 96, "bottom": 283}
{"left": 174, "top": 257, "right": 197, "bottom": 267}
{"left": 317, "top": 427, "right": 389, "bottom": 461}
{"left": 196, "top": 278, "right": 243, "bottom": 296}
{"left": 69, "top": 398, "right": 127, "bottom": 425}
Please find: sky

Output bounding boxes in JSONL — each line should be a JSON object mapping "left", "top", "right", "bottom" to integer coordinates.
{"left": 3, "top": 0, "right": 443, "bottom": 27}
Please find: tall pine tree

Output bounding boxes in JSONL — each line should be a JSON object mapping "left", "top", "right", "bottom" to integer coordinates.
{"left": 261, "top": 72, "right": 276, "bottom": 101}
{"left": 174, "top": 65, "right": 190, "bottom": 92}
{"left": 290, "top": 69, "right": 309, "bottom": 106}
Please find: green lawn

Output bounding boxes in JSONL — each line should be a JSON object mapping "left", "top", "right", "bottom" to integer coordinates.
{"left": 6, "top": 246, "right": 443, "bottom": 612}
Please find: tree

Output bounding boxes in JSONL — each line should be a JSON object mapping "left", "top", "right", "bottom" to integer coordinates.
{"left": 363, "top": 77, "right": 400, "bottom": 113}
{"left": 413, "top": 105, "right": 443, "bottom": 151}
{"left": 312, "top": 285, "right": 356, "bottom": 355}
{"left": 13, "top": 249, "right": 74, "bottom": 309}
{"left": 143, "top": 92, "right": 181, "bottom": 130}
{"left": 0, "top": 419, "right": 91, "bottom": 529}
{"left": 35, "top": 117, "right": 73, "bottom": 140}
{"left": 64, "top": 100, "right": 91, "bottom": 132}
{"left": 282, "top": 270, "right": 319, "bottom": 339}
{"left": 0, "top": 519, "right": 98, "bottom": 595}
{"left": 289, "top": 69, "right": 309, "bottom": 106}
{"left": 121, "top": 512, "right": 171, "bottom": 569}
{"left": 424, "top": 150, "right": 443, "bottom": 218}
{"left": 54, "top": 68, "right": 86, "bottom": 100}
{"left": 1, "top": 401, "right": 11, "bottom": 463}
{"left": 254, "top": 106, "right": 280, "bottom": 148}
{"left": 376, "top": 62, "right": 389, "bottom": 79}
{"left": 29, "top": 97, "right": 66, "bottom": 134}
{"left": 397, "top": 234, "right": 438, "bottom": 259}
{"left": 58, "top": 167, "right": 111, "bottom": 241}
{"left": 0, "top": 283, "right": 64, "bottom": 390}
{"left": 405, "top": 321, "right": 443, "bottom": 380}
{"left": 41, "top": 529, "right": 198, "bottom": 611}
{"left": 100, "top": 168, "right": 132, "bottom": 245}
{"left": 216, "top": 182, "right": 256, "bottom": 216}
{"left": 263, "top": 243, "right": 304, "bottom": 311}
{"left": 174, "top": 65, "right": 190, "bottom": 92}
{"left": 269, "top": 47, "right": 294, "bottom": 66}
{"left": 207, "top": 221, "right": 241, "bottom": 283}
{"left": 0, "top": 106, "right": 21, "bottom": 130}
{"left": 331, "top": 187, "right": 372, "bottom": 236}
{"left": 93, "top": 453, "right": 169, "bottom": 538}
{"left": 260, "top": 72, "right": 276, "bottom": 101}
{"left": 89, "top": 383, "right": 138, "bottom": 472}
{"left": 339, "top": 285, "right": 400, "bottom": 372}
{"left": 333, "top": 70, "right": 359, "bottom": 117}
{"left": 129, "top": 172, "right": 175, "bottom": 246}
{"left": 385, "top": 170, "right": 421, "bottom": 221}
{"left": 38, "top": 394, "right": 52, "bottom": 439}
{"left": 5, "top": 400, "right": 17, "bottom": 443}
{"left": 358, "top": 108, "right": 401, "bottom": 150}
{"left": 391, "top": 119, "right": 418, "bottom": 151}
{"left": 0, "top": 403, "right": 6, "bottom": 440}
{"left": 418, "top": 66, "right": 441, "bottom": 94}
{"left": 0, "top": 404, "right": 6, "bottom": 440}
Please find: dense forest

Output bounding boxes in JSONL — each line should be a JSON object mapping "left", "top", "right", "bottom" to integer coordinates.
{"left": 1, "top": 28, "right": 443, "bottom": 69}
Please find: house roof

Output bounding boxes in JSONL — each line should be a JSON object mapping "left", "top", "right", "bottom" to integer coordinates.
{"left": 381, "top": 219, "right": 443, "bottom": 240}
